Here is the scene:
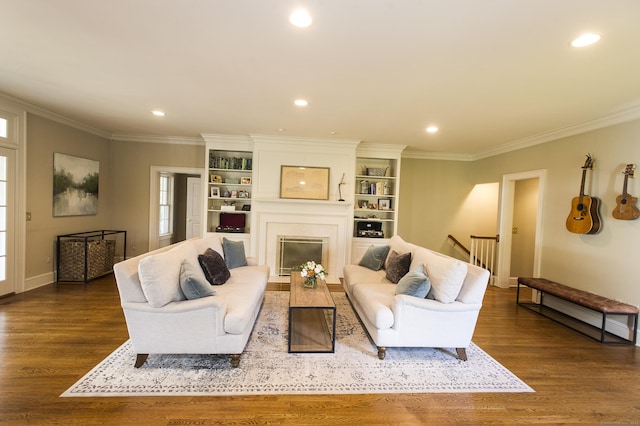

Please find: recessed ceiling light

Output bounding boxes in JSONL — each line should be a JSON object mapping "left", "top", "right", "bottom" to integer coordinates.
{"left": 570, "top": 33, "right": 601, "bottom": 47}
{"left": 151, "top": 110, "right": 165, "bottom": 117}
{"left": 294, "top": 99, "right": 308, "bottom": 107}
{"left": 289, "top": 9, "right": 312, "bottom": 27}
{"left": 426, "top": 126, "right": 439, "bottom": 134}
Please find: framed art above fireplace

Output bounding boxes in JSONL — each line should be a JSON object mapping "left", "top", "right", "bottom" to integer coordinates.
{"left": 280, "top": 165, "right": 330, "bottom": 200}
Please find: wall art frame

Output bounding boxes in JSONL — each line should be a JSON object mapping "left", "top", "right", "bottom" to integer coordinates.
{"left": 280, "top": 165, "right": 330, "bottom": 200}
{"left": 53, "top": 152, "right": 99, "bottom": 217}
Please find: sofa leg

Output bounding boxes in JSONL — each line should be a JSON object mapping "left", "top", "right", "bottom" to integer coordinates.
{"left": 377, "top": 346, "right": 387, "bottom": 360}
{"left": 456, "top": 348, "right": 468, "bottom": 361}
{"left": 134, "top": 354, "right": 149, "bottom": 368}
{"left": 230, "top": 354, "right": 241, "bottom": 368}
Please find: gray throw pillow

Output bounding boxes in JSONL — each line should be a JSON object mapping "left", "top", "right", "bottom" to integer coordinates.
{"left": 359, "top": 245, "right": 390, "bottom": 271}
{"left": 198, "top": 248, "right": 230, "bottom": 285}
{"left": 222, "top": 237, "right": 248, "bottom": 269}
{"left": 180, "top": 259, "right": 216, "bottom": 299}
{"left": 395, "top": 264, "right": 431, "bottom": 298}
{"left": 385, "top": 250, "right": 412, "bottom": 283}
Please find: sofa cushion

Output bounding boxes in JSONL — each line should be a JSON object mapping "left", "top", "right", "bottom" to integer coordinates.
{"left": 395, "top": 264, "right": 431, "bottom": 298}
{"left": 222, "top": 237, "right": 248, "bottom": 269}
{"left": 359, "top": 245, "right": 390, "bottom": 271}
{"left": 214, "top": 265, "right": 270, "bottom": 334}
{"left": 179, "top": 259, "right": 216, "bottom": 299}
{"left": 385, "top": 250, "right": 412, "bottom": 283}
{"left": 137, "top": 243, "right": 195, "bottom": 308}
{"left": 198, "top": 248, "right": 230, "bottom": 285}
{"left": 194, "top": 235, "right": 224, "bottom": 258}
{"left": 352, "top": 283, "right": 395, "bottom": 329}
{"left": 413, "top": 248, "right": 468, "bottom": 303}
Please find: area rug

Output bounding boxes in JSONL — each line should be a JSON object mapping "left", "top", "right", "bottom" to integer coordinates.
{"left": 62, "top": 291, "right": 533, "bottom": 396}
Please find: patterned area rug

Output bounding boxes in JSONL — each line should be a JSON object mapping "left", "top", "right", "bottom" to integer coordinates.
{"left": 62, "top": 291, "right": 533, "bottom": 396}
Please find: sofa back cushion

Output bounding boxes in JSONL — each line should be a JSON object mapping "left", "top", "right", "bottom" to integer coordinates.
{"left": 412, "top": 247, "right": 468, "bottom": 303}
{"left": 138, "top": 242, "right": 197, "bottom": 308}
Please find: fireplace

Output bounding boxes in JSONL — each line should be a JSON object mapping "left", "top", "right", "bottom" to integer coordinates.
{"left": 276, "top": 236, "right": 329, "bottom": 276}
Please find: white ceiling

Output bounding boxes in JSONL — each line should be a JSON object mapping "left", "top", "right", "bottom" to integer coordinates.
{"left": 1, "top": 0, "right": 640, "bottom": 158}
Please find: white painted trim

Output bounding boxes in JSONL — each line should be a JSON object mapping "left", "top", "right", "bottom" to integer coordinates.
{"left": 111, "top": 134, "right": 204, "bottom": 145}
{"left": 404, "top": 102, "right": 640, "bottom": 161}
{"left": 0, "top": 92, "right": 111, "bottom": 139}
{"left": 0, "top": 99, "right": 27, "bottom": 294}
{"left": 496, "top": 170, "right": 546, "bottom": 288}
{"left": 24, "top": 272, "right": 55, "bottom": 292}
{"left": 149, "top": 166, "right": 206, "bottom": 251}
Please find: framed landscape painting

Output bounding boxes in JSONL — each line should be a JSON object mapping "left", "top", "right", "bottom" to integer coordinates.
{"left": 53, "top": 153, "right": 99, "bottom": 216}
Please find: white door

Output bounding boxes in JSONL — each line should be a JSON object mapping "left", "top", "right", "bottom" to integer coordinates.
{"left": 0, "top": 147, "right": 15, "bottom": 296}
{"left": 186, "top": 177, "right": 202, "bottom": 239}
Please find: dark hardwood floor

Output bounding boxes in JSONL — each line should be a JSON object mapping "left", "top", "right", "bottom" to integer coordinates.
{"left": 0, "top": 275, "right": 638, "bottom": 425}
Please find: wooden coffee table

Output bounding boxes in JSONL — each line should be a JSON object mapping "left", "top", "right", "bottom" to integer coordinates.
{"left": 288, "top": 273, "right": 336, "bottom": 353}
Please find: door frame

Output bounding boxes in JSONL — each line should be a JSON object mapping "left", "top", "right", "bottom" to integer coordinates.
{"left": 0, "top": 103, "right": 26, "bottom": 294}
{"left": 495, "top": 169, "right": 546, "bottom": 288}
{"left": 149, "top": 166, "right": 205, "bottom": 251}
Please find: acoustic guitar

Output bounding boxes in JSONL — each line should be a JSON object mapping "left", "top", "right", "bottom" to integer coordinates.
{"left": 566, "top": 154, "right": 601, "bottom": 234}
{"left": 612, "top": 164, "right": 640, "bottom": 220}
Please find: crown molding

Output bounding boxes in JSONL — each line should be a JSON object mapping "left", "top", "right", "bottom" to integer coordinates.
{"left": 111, "top": 134, "right": 204, "bottom": 145}
{"left": 404, "top": 102, "right": 640, "bottom": 162}
{"left": 249, "top": 133, "right": 361, "bottom": 149}
{"left": 402, "top": 150, "right": 475, "bottom": 161}
{"left": 0, "top": 92, "right": 112, "bottom": 139}
{"left": 472, "top": 103, "right": 640, "bottom": 160}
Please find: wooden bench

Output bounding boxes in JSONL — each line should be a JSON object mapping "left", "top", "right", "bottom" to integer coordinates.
{"left": 517, "top": 277, "right": 638, "bottom": 345}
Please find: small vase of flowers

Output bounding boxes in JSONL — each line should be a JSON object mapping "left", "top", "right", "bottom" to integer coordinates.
{"left": 299, "top": 261, "right": 327, "bottom": 288}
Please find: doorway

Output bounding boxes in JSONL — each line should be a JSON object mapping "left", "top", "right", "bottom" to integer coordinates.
{"left": 495, "top": 170, "right": 546, "bottom": 288}
{"left": 148, "top": 166, "right": 205, "bottom": 251}
{"left": 0, "top": 147, "right": 15, "bottom": 296}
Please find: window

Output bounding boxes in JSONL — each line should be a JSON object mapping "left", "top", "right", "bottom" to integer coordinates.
{"left": 0, "top": 118, "right": 6, "bottom": 139}
{"left": 159, "top": 173, "right": 174, "bottom": 236}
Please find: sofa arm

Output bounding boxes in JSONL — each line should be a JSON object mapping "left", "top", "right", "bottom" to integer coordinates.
{"left": 393, "top": 294, "right": 482, "bottom": 314}
{"left": 121, "top": 297, "right": 228, "bottom": 338}
{"left": 122, "top": 296, "right": 227, "bottom": 314}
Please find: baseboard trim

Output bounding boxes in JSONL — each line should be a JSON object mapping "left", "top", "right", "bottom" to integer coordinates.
{"left": 24, "top": 272, "right": 55, "bottom": 292}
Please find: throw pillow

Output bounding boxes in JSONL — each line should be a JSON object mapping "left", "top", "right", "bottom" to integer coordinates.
{"left": 358, "top": 245, "right": 390, "bottom": 271}
{"left": 385, "top": 250, "right": 412, "bottom": 283}
{"left": 198, "top": 248, "right": 231, "bottom": 285}
{"left": 395, "top": 264, "right": 431, "bottom": 298}
{"left": 222, "top": 237, "right": 248, "bottom": 269}
{"left": 180, "top": 259, "right": 216, "bottom": 299}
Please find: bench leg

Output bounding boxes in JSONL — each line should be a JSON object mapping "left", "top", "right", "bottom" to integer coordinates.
{"left": 377, "top": 346, "right": 387, "bottom": 360}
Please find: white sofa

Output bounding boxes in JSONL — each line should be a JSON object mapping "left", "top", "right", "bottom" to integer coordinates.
{"left": 343, "top": 235, "right": 490, "bottom": 361}
{"left": 113, "top": 236, "right": 269, "bottom": 368}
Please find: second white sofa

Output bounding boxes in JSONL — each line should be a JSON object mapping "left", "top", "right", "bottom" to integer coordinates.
{"left": 343, "top": 235, "right": 490, "bottom": 361}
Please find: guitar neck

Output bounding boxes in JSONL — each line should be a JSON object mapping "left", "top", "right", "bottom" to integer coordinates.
{"left": 578, "top": 169, "right": 588, "bottom": 201}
